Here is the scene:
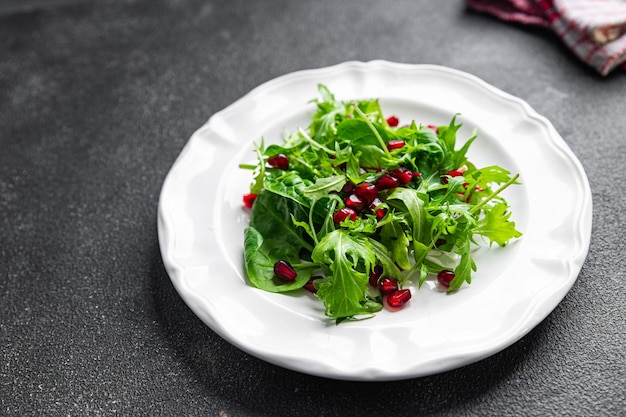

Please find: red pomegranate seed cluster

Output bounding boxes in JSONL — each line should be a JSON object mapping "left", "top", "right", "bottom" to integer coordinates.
{"left": 326, "top": 116, "right": 422, "bottom": 311}
{"left": 368, "top": 267, "right": 412, "bottom": 311}
{"left": 334, "top": 167, "right": 420, "bottom": 225}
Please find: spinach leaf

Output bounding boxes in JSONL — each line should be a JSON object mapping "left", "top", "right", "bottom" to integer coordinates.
{"left": 244, "top": 227, "right": 312, "bottom": 292}
{"left": 250, "top": 190, "right": 313, "bottom": 253}
{"left": 263, "top": 171, "right": 313, "bottom": 208}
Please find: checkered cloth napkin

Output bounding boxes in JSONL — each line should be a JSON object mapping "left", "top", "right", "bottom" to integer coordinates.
{"left": 467, "top": 0, "right": 626, "bottom": 75}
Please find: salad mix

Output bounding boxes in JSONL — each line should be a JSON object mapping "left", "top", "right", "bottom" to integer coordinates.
{"left": 240, "top": 85, "right": 521, "bottom": 323}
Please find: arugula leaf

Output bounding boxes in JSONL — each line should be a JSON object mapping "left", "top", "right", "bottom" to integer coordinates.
{"left": 387, "top": 187, "right": 428, "bottom": 246}
{"left": 345, "top": 152, "right": 364, "bottom": 184}
{"left": 471, "top": 165, "right": 516, "bottom": 186}
{"left": 435, "top": 175, "right": 467, "bottom": 203}
{"left": 249, "top": 140, "right": 266, "bottom": 194}
{"left": 452, "top": 134, "right": 476, "bottom": 170}
{"left": 435, "top": 115, "right": 477, "bottom": 173}
{"left": 438, "top": 115, "right": 461, "bottom": 155}
{"left": 312, "top": 230, "right": 376, "bottom": 319}
{"left": 310, "top": 84, "right": 345, "bottom": 141}
{"left": 447, "top": 238, "right": 476, "bottom": 292}
{"left": 336, "top": 118, "right": 390, "bottom": 147}
{"left": 475, "top": 202, "right": 522, "bottom": 246}
{"left": 290, "top": 214, "right": 315, "bottom": 242}
{"left": 303, "top": 175, "right": 347, "bottom": 200}
{"left": 366, "top": 238, "right": 405, "bottom": 281}
{"left": 380, "top": 221, "right": 412, "bottom": 270}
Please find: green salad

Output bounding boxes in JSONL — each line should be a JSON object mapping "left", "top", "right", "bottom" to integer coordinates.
{"left": 240, "top": 85, "right": 522, "bottom": 323}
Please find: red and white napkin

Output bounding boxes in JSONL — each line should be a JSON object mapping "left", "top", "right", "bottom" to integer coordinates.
{"left": 467, "top": 0, "right": 626, "bottom": 75}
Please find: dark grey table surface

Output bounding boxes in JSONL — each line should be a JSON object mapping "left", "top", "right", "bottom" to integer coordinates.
{"left": 2, "top": 0, "right": 625, "bottom": 415}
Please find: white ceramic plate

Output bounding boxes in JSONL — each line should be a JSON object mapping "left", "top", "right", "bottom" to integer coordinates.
{"left": 158, "top": 61, "right": 592, "bottom": 381}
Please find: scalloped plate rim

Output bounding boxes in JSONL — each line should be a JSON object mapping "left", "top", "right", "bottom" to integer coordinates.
{"left": 157, "top": 60, "right": 592, "bottom": 381}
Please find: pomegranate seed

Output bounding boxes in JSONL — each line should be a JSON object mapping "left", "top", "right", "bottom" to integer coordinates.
{"left": 427, "top": 124, "right": 439, "bottom": 134}
{"left": 386, "top": 140, "right": 405, "bottom": 150}
{"left": 369, "top": 197, "right": 382, "bottom": 209}
{"left": 341, "top": 182, "right": 355, "bottom": 195}
{"left": 389, "top": 168, "right": 413, "bottom": 185}
{"left": 333, "top": 207, "right": 357, "bottom": 223}
{"left": 386, "top": 116, "right": 399, "bottom": 127}
{"left": 369, "top": 265, "right": 383, "bottom": 286}
{"left": 379, "top": 277, "right": 399, "bottom": 295}
{"left": 368, "top": 198, "right": 387, "bottom": 220}
{"left": 345, "top": 194, "right": 367, "bottom": 212}
{"left": 437, "top": 270, "right": 455, "bottom": 287}
{"left": 441, "top": 168, "right": 465, "bottom": 184}
{"left": 243, "top": 193, "right": 257, "bottom": 208}
{"left": 386, "top": 289, "right": 412, "bottom": 308}
{"left": 274, "top": 260, "right": 297, "bottom": 282}
{"left": 304, "top": 276, "right": 322, "bottom": 293}
{"left": 354, "top": 183, "right": 378, "bottom": 204}
{"left": 375, "top": 175, "right": 399, "bottom": 191}
{"left": 267, "top": 154, "right": 289, "bottom": 170}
